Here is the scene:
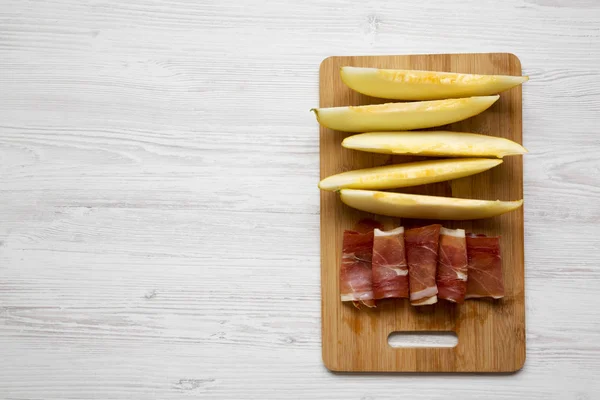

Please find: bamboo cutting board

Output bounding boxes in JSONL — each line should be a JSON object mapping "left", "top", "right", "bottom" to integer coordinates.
{"left": 319, "top": 53, "right": 525, "bottom": 372}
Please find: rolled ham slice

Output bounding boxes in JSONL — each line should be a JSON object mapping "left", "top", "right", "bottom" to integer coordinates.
{"left": 436, "top": 227, "right": 468, "bottom": 303}
{"left": 372, "top": 227, "right": 409, "bottom": 300}
{"left": 405, "top": 224, "right": 441, "bottom": 306}
{"left": 353, "top": 218, "right": 384, "bottom": 234}
{"left": 339, "top": 219, "right": 383, "bottom": 308}
{"left": 465, "top": 234, "right": 505, "bottom": 299}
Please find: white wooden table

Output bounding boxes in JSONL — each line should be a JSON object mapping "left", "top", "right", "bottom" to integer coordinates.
{"left": 1, "top": 0, "right": 599, "bottom": 398}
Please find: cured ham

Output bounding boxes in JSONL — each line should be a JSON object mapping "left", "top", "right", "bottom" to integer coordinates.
{"left": 465, "top": 234, "right": 505, "bottom": 299}
{"left": 338, "top": 220, "right": 506, "bottom": 308}
{"left": 372, "top": 227, "right": 409, "bottom": 300}
{"left": 353, "top": 218, "right": 384, "bottom": 234}
{"left": 340, "top": 230, "right": 375, "bottom": 307}
{"left": 339, "top": 219, "right": 382, "bottom": 308}
{"left": 436, "top": 227, "right": 468, "bottom": 303}
{"left": 405, "top": 224, "right": 441, "bottom": 306}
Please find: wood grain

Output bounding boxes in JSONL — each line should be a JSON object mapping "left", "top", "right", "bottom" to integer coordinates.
{"left": 1, "top": 0, "right": 600, "bottom": 398}
{"left": 320, "top": 53, "right": 524, "bottom": 372}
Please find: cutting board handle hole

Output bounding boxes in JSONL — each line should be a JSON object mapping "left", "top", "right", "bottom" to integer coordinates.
{"left": 387, "top": 331, "right": 458, "bottom": 348}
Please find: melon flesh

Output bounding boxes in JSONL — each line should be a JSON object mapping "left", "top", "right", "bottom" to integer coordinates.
{"left": 340, "top": 66, "right": 528, "bottom": 100}
{"left": 311, "top": 96, "right": 499, "bottom": 133}
{"left": 318, "top": 158, "right": 502, "bottom": 191}
{"left": 342, "top": 131, "right": 527, "bottom": 158}
{"left": 339, "top": 189, "right": 523, "bottom": 220}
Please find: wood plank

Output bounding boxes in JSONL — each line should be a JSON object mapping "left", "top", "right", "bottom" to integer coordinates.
{"left": 3, "top": 0, "right": 600, "bottom": 397}
{"left": 320, "top": 53, "right": 525, "bottom": 372}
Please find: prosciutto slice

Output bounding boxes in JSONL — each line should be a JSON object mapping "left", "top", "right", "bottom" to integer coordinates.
{"left": 339, "top": 219, "right": 383, "bottom": 308}
{"left": 405, "top": 224, "right": 441, "bottom": 306}
{"left": 353, "top": 218, "right": 384, "bottom": 234}
{"left": 436, "top": 227, "right": 468, "bottom": 303}
{"left": 465, "top": 234, "right": 505, "bottom": 299}
{"left": 372, "top": 227, "right": 409, "bottom": 300}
